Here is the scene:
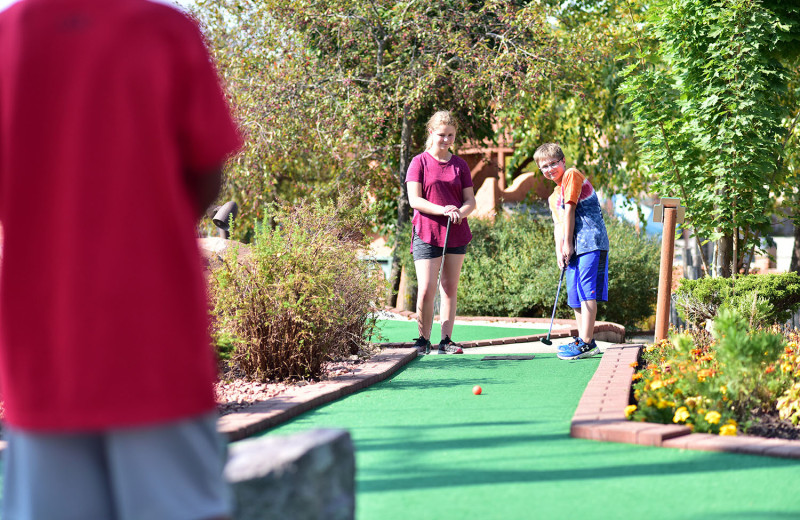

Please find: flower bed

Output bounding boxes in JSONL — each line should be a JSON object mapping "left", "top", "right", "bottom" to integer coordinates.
{"left": 626, "top": 308, "right": 800, "bottom": 440}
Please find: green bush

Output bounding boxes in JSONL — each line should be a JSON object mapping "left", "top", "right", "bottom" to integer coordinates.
{"left": 396, "top": 211, "right": 660, "bottom": 330}
{"left": 674, "top": 272, "right": 800, "bottom": 328}
{"left": 209, "top": 194, "right": 385, "bottom": 382}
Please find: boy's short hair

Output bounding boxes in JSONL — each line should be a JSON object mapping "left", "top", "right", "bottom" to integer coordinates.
{"left": 534, "top": 143, "right": 565, "bottom": 165}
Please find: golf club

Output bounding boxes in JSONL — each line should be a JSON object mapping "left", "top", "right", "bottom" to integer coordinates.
{"left": 431, "top": 217, "right": 452, "bottom": 336}
{"left": 541, "top": 266, "right": 566, "bottom": 345}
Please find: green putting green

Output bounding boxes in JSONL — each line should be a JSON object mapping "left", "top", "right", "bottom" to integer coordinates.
{"left": 256, "top": 354, "right": 800, "bottom": 520}
{"left": 371, "top": 318, "right": 548, "bottom": 344}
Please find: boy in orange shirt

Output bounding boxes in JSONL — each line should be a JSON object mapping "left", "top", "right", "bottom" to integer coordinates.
{"left": 535, "top": 143, "right": 609, "bottom": 360}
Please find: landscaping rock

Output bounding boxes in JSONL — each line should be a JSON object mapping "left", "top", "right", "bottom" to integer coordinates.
{"left": 225, "top": 429, "right": 355, "bottom": 520}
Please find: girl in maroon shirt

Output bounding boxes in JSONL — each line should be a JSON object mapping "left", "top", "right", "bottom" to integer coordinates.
{"left": 405, "top": 110, "right": 476, "bottom": 354}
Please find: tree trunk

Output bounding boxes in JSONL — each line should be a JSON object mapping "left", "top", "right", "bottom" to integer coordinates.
{"left": 387, "top": 105, "right": 414, "bottom": 306}
{"left": 791, "top": 220, "right": 800, "bottom": 274}
{"left": 714, "top": 234, "right": 733, "bottom": 278}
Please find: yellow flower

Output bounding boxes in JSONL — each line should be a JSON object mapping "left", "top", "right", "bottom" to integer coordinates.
{"left": 650, "top": 380, "right": 664, "bottom": 390}
{"left": 720, "top": 424, "right": 737, "bottom": 436}
{"left": 625, "top": 404, "right": 637, "bottom": 418}
{"left": 673, "top": 406, "right": 690, "bottom": 423}
{"left": 705, "top": 411, "right": 721, "bottom": 424}
{"left": 720, "top": 385, "right": 727, "bottom": 395}
{"left": 685, "top": 397, "right": 699, "bottom": 408}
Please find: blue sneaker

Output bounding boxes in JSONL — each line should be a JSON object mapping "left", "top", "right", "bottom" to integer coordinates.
{"left": 558, "top": 337, "right": 580, "bottom": 352}
{"left": 557, "top": 338, "right": 599, "bottom": 360}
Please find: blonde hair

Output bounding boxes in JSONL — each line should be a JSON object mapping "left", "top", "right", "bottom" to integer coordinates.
{"left": 534, "top": 143, "right": 565, "bottom": 166}
{"left": 425, "top": 110, "right": 458, "bottom": 151}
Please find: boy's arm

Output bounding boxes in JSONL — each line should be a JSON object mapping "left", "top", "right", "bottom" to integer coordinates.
{"left": 562, "top": 202, "right": 576, "bottom": 267}
{"left": 552, "top": 222, "right": 564, "bottom": 269}
{"left": 185, "top": 166, "right": 223, "bottom": 221}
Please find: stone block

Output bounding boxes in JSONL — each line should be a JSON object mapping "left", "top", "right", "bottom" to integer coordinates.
{"left": 226, "top": 429, "right": 355, "bottom": 520}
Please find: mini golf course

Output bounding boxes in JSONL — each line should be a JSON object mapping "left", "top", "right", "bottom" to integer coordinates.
{"left": 371, "top": 318, "right": 549, "bottom": 345}
{"left": 254, "top": 324, "right": 800, "bottom": 520}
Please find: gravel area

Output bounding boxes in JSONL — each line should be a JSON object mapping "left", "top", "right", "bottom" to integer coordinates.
{"left": 215, "top": 352, "right": 377, "bottom": 416}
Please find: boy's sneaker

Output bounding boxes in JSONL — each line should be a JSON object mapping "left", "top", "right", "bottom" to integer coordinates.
{"left": 437, "top": 336, "right": 464, "bottom": 354}
{"left": 558, "top": 336, "right": 581, "bottom": 352}
{"left": 557, "top": 338, "right": 599, "bottom": 360}
{"left": 413, "top": 337, "right": 431, "bottom": 355}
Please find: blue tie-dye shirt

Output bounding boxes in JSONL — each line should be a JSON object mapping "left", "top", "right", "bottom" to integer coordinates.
{"left": 548, "top": 168, "right": 609, "bottom": 255}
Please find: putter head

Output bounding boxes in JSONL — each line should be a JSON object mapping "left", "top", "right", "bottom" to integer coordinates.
{"left": 541, "top": 337, "right": 553, "bottom": 345}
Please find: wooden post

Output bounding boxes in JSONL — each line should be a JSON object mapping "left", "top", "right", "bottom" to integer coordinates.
{"left": 653, "top": 198, "right": 685, "bottom": 342}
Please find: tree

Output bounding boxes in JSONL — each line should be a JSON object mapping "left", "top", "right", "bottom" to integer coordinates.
{"left": 500, "top": 0, "right": 645, "bottom": 202}
{"left": 193, "top": 0, "right": 586, "bottom": 302}
{"left": 620, "top": 0, "right": 800, "bottom": 277}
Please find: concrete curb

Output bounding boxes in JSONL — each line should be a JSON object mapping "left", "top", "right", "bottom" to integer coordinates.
{"left": 569, "top": 343, "right": 800, "bottom": 459}
{"left": 218, "top": 348, "right": 417, "bottom": 441}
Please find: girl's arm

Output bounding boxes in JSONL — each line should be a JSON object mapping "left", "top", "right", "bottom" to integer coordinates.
{"left": 407, "top": 181, "right": 457, "bottom": 216}
{"left": 447, "top": 186, "right": 475, "bottom": 224}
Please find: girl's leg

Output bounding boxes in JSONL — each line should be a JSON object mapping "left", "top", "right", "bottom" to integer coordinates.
{"left": 438, "top": 253, "right": 465, "bottom": 339}
{"left": 414, "top": 257, "right": 441, "bottom": 339}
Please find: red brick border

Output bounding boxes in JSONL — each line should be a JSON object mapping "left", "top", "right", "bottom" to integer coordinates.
{"left": 570, "top": 344, "right": 800, "bottom": 459}
{"left": 378, "top": 307, "right": 625, "bottom": 348}
{"left": 217, "top": 348, "right": 417, "bottom": 441}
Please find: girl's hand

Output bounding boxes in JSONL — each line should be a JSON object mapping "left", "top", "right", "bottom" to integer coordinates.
{"left": 443, "top": 206, "right": 462, "bottom": 224}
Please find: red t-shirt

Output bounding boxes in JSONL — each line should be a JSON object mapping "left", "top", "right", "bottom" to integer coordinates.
{"left": 405, "top": 152, "right": 473, "bottom": 248}
{"left": 0, "top": 0, "right": 241, "bottom": 430}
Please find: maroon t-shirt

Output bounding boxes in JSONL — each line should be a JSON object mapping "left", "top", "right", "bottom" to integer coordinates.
{"left": 0, "top": 0, "right": 241, "bottom": 430}
{"left": 405, "top": 152, "right": 473, "bottom": 248}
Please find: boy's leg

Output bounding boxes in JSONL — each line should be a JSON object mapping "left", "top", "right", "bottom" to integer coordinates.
{"left": 559, "top": 251, "right": 606, "bottom": 360}
{"left": 2, "top": 427, "right": 115, "bottom": 520}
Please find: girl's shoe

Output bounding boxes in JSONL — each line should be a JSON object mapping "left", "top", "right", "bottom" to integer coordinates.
{"left": 413, "top": 337, "right": 431, "bottom": 355}
{"left": 437, "top": 336, "right": 463, "bottom": 354}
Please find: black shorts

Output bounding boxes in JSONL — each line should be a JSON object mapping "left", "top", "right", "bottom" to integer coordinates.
{"left": 412, "top": 231, "right": 467, "bottom": 261}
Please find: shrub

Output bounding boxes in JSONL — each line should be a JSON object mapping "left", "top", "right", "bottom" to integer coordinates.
{"left": 209, "top": 194, "right": 385, "bottom": 382}
{"left": 674, "top": 272, "right": 800, "bottom": 328}
{"left": 629, "top": 307, "right": 798, "bottom": 435}
{"left": 396, "top": 211, "right": 659, "bottom": 330}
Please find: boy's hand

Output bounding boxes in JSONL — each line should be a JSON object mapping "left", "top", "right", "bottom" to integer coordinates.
{"left": 561, "top": 241, "right": 574, "bottom": 267}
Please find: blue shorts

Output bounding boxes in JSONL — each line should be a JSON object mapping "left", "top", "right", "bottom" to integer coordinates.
{"left": 2, "top": 412, "right": 231, "bottom": 520}
{"left": 566, "top": 250, "right": 609, "bottom": 309}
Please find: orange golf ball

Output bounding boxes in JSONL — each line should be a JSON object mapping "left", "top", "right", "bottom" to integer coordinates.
{"left": 473, "top": 385, "right": 482, "bottom": 395}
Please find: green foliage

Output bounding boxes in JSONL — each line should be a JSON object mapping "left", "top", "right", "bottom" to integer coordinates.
{"left": 630, "top": 308, "right": 793, "bottom": 435}
{"left": 674, "top": 272, "right": 800, "bottom": 328}
{"left": 209, "top": 193, "right": 385, "bottom": 382}
{"left": 777, "top": 383, "right": 800, "bottom": 426}
{"left": 192, "top": 0, "right": 574, "bottom": 239}
{"left": 502, "top": 0, "right": 645, "bottom": 200}
{"left": 396, "top": 212, "right": 660, "bottom": 330}
{"left": 619, "top": 0, "right": 800, "bottom": 276}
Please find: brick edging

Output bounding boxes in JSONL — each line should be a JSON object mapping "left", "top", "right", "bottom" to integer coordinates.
{"left": 217, "top": 348, "right": 417, "bottom": 441}
{"left": 570, "top": 343, "right": 800, "bottom": 459}
{"left": 379, "top": 306, "right": 625, "bottom": 347}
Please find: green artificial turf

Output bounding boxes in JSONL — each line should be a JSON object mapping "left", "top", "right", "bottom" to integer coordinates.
{"left": 371, "top": 319, "right": 548, "bottom": 344}
{"left": 256, "top": 354, "right": 800, "bottom": 520}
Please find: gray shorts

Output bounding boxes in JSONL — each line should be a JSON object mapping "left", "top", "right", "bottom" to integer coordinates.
{"left": 412, "top": 231, "right": 467, "bottom": 261}
{"left": 2, "top": 412, "right": 230, "bottom": 520}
